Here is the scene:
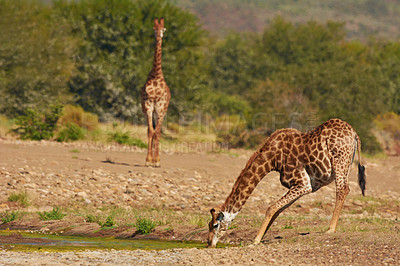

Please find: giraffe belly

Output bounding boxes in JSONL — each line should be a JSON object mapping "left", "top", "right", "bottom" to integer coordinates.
{"left": 308, "top": 171, "right": 334, "bottom": 192}
{"left": 305, "top": 164, "right": 333, "bottom": 192}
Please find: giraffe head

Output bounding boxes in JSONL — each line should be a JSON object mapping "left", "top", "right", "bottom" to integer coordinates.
{"left": 153, "top": 17, "right": 166, "bottom": 39}
{"left": 207, "top": 208, "right": 230, "bottom": 247}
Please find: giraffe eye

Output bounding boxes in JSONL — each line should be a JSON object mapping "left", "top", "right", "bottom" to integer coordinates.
{"left": 213, "top": 223, "right": 219, "bottom": 229}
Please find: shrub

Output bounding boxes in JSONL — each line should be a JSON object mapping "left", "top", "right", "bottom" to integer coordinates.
{"left": 38, "top": 207, "right": 66, "bottom": 220}
{"left": 12, "top": 105, "right": 63, "bottom": 140}
{"left": 135, "top": 217, "right": 158, "bottom": 235}
{"left": 58, "top": 105, "right": 98, "bottom": 131}
{"left": 101, "top": 215, "right": 115, "bottom": 228}
{"left": 85, "top": 214, "right": 100, "bottom": 223}
{"left": 0, "top": 115, "right": 13, "bottom": 137}
{"left": 57, "top": 122, "right": 85, "bottom": 142}
{"left": 85, "top": 214, "right": 115, "bottom": 228}
{"left": 8, "top": 192, "right": 29, "bottom": 207}
{"left": 1, "top": 211, "right": 20, "bottom": 223}
{"left": 109, "top": 130, "right": 147, "bottom": 148}
{"left": 215, "top": 115, "right": 267, "bottom": 149}
{"left": 374, "top": 112, "right": 400, "bottom": 140}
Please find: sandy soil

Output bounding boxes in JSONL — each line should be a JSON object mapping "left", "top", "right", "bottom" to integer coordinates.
{"left": 0, "top": 138, "right": 399, "bottom": 265}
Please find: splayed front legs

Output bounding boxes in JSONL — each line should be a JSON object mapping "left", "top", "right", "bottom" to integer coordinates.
{"left": 254, "top": 182, "right": 312, "bottom": 244}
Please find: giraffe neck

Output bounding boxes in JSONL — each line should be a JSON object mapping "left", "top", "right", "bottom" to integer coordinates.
{"left": 221, "top": 152, "right": 272, "bottom": 218}
{"left": 150, "top": 36, "right": 163, "bottom": 78}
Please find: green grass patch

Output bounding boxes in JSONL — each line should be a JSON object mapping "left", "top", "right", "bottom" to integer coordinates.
{"left": 38, "top": 207, "right": 66, "bottom": 221}
{"left": 135, "top": 217, "right": 159, "bottom": 235}
{"left": 1, "top": 211, "right": 21, "bottom": 223}
{"left": 109, "top": 130, "right": 147, "bottom": 148}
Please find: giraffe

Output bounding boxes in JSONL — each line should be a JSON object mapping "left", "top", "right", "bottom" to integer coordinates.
{"left": 141, "top": 17, "right": 170, "bottom": 167}
{"left": 207, "top": 118, "right": 366, "bottom": 247}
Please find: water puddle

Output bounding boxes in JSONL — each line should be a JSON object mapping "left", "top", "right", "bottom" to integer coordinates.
{"left": 0, "top": 231, "right": 211, "bottom": 252}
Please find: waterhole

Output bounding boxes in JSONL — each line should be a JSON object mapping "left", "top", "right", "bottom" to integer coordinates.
{"left": 0, "top": 231, "right": 213, "bottom": 252}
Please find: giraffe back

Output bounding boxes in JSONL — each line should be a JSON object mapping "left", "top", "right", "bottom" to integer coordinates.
{"left": 260, "top": 118, "right": 358, "bottom": 190}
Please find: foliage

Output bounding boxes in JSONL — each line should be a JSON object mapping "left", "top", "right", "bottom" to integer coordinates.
{"left": 57, "top": 122, "right": 85, "bottom": 142}
{"left": 38, "top": 207, "right": 66, "bottom": 221}
{"left": 0, "top": 0, "right": 75, "bottom": 117}
{"left": 1, "top": 1, "right": 400, "bottom": 153}
{"left": 101, "top": 215, "right": 116, "bottom": 228}
{"left": 375, "top": 112, "right": 400, "bottom": 140}
{"left": 135, "top": 217, "right": 158, "bottom": 235}
{"left": 8, "top": 191, "right": 29, "bottom": 207}
{"left": 54, "top": 0, "right": 207, "bottom": 121}
{"left": 85, "top": 214, "right": 100, "bottom": 224}
{"left": 85, "top": 214, "right": 116, "bottom": 228}
{"left": 1, "top": 211, "right": 20, "bottom": 224}
{"left": 0, "top": 115, "right": 13, "bottom": 137}
{"left": 109, "top": 130, "right": 147, "bottom": 148}
{"left": 58, "top": 105, "right": 98, "bottom": 131}
{"left": 12, "top": 105, "right": 63, "bottom": 140}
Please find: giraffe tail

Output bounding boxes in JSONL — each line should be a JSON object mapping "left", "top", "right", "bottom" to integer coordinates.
{"left": 356, "top": 135, "right": 366, "bottom": 196}
{"left": 152, "top": 112, "right": 157, "bottom": 130}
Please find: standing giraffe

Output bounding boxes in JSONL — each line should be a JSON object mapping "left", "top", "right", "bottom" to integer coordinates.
{"left": 207, "top": 118, "right": 366, "bottom": 247}
{"left": 141, "top": 18, "right": 170, "bottom": 167}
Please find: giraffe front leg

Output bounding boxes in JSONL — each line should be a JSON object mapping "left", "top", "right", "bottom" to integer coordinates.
{"left": 254, "top": 182, "right": 312, "bottom": 244}
{"left": 255, "top": 170, "right": 312, "bottom": 244}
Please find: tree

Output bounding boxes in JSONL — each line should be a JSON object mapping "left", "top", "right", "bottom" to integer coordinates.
{"left": 55, "top": 0, "right": 207, "bottom": 122}
{"left": 0, "top": 0, "right": 75, "bottom": 117}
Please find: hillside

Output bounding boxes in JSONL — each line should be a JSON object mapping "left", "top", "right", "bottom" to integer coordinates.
{"left": 173, "top": 0, "right": 400, "bottom": 39}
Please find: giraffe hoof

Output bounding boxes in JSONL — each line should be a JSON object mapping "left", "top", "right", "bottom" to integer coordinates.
{"left": 325, "top": 229, "right": 336, "bottom": 234}
{"left": 145, "top": 161, "right": 153, "bottom": 167}
{"left": 153, "top": 162, "right": 161, "bottom": 168}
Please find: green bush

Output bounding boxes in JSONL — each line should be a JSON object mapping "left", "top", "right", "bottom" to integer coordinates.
{"left": 109, "top": 130, "right": 147, "bottom": 148}
{"left": 8, "top": 192, "right": 29, "bottom": 207}
{"left": 1, "top": 211, "right": 20, "bottom": 223}
{"left": 38, "top": 207, "right": 66, "bottom": 221}
{"left": 58, "top": 105, "right": 98, "bottom": 131}
{"left": 101, "top": 215, "right": 115, "bottom": 228}
{"left": 85, "top": 214, "right": 115, "bottom": 228}
{"left": 57, "top": 122, "right": 85, "bottom": 142}
{"left": 85, "top": 214, "right": 100, "bottom": 224}
{"left": 135, "top": 217, "right": 158, "bottom": 235}
{"left": 12, "top": 105, "right": 63, "bottom": 140}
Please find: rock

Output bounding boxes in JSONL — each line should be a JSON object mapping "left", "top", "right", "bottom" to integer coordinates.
{"left": 76, "top": 191, "right": 89, "bottom": 199}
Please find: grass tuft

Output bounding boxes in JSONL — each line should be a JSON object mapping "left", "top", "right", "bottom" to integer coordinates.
{"left": 38, "top": 207, "right": 66, "bottom": 221}
{"left": 8, "top": 192, "right": 29, "bottom": 207}
{"left": 135, "top": 217, "right": 159, "bottom": 235}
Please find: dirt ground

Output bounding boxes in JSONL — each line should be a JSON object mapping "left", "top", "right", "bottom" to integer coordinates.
{"left": 0, "top": 138, "right": 399, "bottom": 265}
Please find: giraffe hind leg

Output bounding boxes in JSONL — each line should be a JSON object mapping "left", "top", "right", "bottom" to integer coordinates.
{"left": 145, "top": 109, "right": 155, "bottom": 167}
{"left": 326, "top": 162, "right": 351, "bottom": 233}
{"left": 152, "top": 111, "right": 166, "bottom": 167}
